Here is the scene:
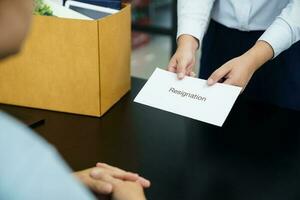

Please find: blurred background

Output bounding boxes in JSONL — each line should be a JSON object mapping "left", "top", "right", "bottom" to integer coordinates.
{"left": 123, "top": 0, "right": 200, "bottom": 79}
{"left": 55, "top": 0, "right": 200, "bottom": 79}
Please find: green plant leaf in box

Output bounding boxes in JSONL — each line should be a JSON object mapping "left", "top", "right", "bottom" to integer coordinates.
{"left": 34, "top": 0, "right": 53, "bottom": 16}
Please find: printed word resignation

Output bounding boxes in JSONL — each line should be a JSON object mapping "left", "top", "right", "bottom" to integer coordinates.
{"left": 169, "top": 87, "right": 207, "bottom": 102}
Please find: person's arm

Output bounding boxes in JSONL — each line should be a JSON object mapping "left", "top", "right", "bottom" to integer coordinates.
{"left": 177, "top": 0, "right": 215, "bottom": 46}
{"left": 167, "top": 0, "right": 215, "bottom": 79}
{"left": 207, "top": 41, "right": 274, "bottom": 89}
{"left": 258, "top": 0, "right": 300, "bottom": 58}
{"left": 0, "top": 112, "right": 96, "bottom": 200}
{"left": 207, "top": 0, "right": 300, "bottom": 89}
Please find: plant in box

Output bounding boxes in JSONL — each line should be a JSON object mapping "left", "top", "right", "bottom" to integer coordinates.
{"left": 34, "top": 0, "right": 53, "bottom": 16}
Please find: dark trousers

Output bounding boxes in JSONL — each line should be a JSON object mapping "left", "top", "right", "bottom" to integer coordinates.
{"left": 200, "top": 20, "right": 300, "bottom": 111}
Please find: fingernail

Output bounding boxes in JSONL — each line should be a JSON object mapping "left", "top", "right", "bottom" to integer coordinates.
{"left": 178, "top": 73, "right": 185, "bottom": 79}
{"left": 191, "top": 72, "right": 196, "bottom": 77}
{"left": 207, "top": 78, "right": 214, "bottom": 85}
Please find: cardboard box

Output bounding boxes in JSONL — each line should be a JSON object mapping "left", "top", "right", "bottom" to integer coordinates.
{"left": 0, "top": 4, "right": 131, "bottom": 117}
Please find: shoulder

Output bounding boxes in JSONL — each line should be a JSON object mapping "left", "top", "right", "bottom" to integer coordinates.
{"left": 0, "top": 111, "right": 51, "bottom": 150}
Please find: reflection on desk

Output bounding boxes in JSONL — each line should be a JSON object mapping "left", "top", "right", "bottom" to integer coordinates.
{"left": 1, "top": 78, "right": 300, "bottom": 200}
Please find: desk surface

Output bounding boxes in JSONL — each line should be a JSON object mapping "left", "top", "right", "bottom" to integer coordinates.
{"left": 1, "top": 78, "right": 300, "bottom": 200}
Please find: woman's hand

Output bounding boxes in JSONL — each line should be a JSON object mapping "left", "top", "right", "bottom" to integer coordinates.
{"left": 207, "top": 54, "right": 256, "bottom": 90}
{"left": 167, "top": 34, "right": 199, "bottom": 79}
{"left": 74, "top": 163, "right": 150, "bottom": 195}
{"left": 207, "top": 40, "right": 274, "bottom": 90}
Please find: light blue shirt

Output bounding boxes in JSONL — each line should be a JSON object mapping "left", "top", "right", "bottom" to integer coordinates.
{"left": 177, "top": 0, "right": 300, "bottom": 57}
{"left": 0, "top": 112, "right": 96, "bottom": 200}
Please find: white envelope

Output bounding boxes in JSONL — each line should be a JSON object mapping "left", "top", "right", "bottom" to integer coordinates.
{"left": 134, "top": 68, "right": 242, "bottom": 127}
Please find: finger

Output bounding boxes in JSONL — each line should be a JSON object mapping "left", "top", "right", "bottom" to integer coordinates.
{"left": 94, "top": 164, "right": 139, "bottom": 182}
{"left": 112, "top": 172, "right": 139, "bottom": 182}
{"left": 188, "top": 71, "right": 196, "bottom": 77}
{"left": 185, "top": 60, "right": 196, "bottom": 77}
{"left": 113, "top": 173, "right": 151, "bottom": 188}
{"left": 176, "top": 61, "right": 188, "bottom": 80}
{"left": 167, "top": 57, "right": 177, "bottom": 73}
{"left": 96, "top": 163, "right": 129, "bottom": 174}
{"left": 185, "top": 66, "right": 193, "bottom": 77}
{"left": 96, "top": 163, "right": 124, "bottom": 172}
{"left": 95, "top": 163, "right": 150, "bottom": 188}
{"left": 90, "top": 168, "right": 121, "bottom": 185}
{"left": 97, "top": 163, "right": 140, "bottom": 177}
{"left": 169, "top": 65, "right": 176, "bottom": 73}
{"left": 109, "top": 172, "right": 150, "bottom": 188}
{"left": 207, "top": 65, "right": 231, "bottom": 86}
{"left": 136, "top": 177, "right": 151, "bottom": 188}
{"left": 89, "top": 179, "right": 113, "bottom": 195}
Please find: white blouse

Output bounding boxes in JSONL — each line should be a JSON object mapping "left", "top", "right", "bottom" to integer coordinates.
{"left": 177, "top": 0, "right": 300, "bottom": 57}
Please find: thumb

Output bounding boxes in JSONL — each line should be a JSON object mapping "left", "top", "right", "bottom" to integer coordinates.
{"left": 90, "top": 180, "right": 113, "bottom": 195}
{"left": 167, "top": 56, "right": 177, "bottom": 73}
{"left": 207, "top": 65, "right": 231, "bottom": 86}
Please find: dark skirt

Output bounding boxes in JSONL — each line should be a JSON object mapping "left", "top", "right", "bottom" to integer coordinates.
{"left": 200, "top": 20, "right": 300, "bottom": 111}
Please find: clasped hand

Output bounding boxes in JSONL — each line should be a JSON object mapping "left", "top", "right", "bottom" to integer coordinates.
{"left": 74, "top": 163, "right": 150, "bottom": 200}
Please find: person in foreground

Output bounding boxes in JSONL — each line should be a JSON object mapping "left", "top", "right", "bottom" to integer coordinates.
{"left": 0, "top": 0, "right": 149, "bottom": 199}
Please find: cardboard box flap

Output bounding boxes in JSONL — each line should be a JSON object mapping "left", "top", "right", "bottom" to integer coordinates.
{"left": 98, "top": 4, "right": 131, "bottom": 115}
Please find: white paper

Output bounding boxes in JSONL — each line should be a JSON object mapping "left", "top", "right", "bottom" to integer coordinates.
{"left": 44, "top": 0, "right": 93, "bottom": 20}
{"left": 134, "top": 68, "right": 242, "bottom": 127}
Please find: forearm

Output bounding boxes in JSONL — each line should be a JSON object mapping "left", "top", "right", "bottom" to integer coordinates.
{"left": 243, "top": 40, "right": 274, "bottom": 72}
{"left": 177, "top": 0, "right": 215, "bottom": 44}
{"left": 258, "top": 0, "right": 300, "bottom": 58}
{"left": 177, "top": 34, "right": 199, "bottom": 52}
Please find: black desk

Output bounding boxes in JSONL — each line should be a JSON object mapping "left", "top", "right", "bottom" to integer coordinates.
{"left": 1, "top": 78, "right": 300, "bottom": 200}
